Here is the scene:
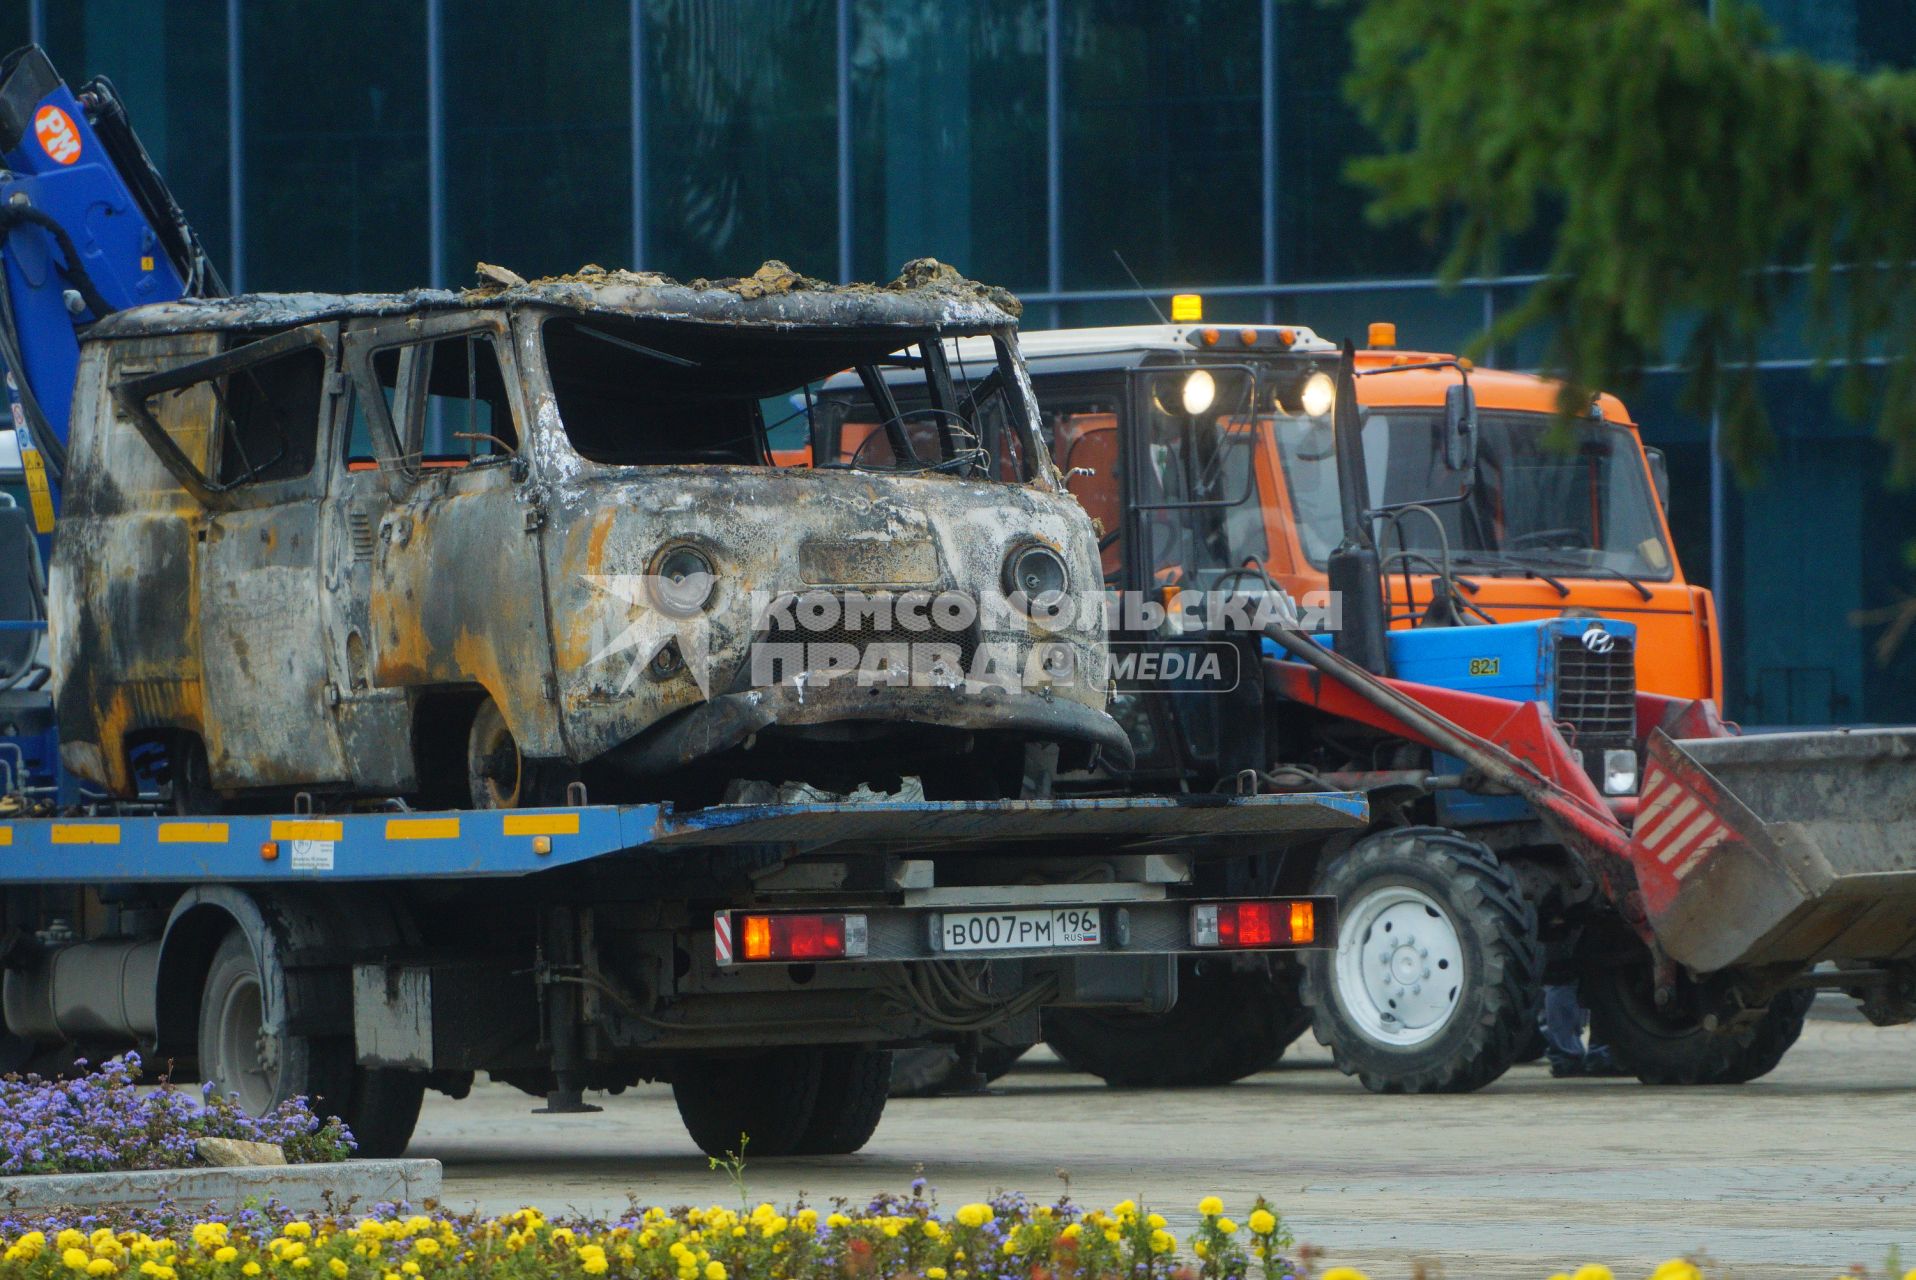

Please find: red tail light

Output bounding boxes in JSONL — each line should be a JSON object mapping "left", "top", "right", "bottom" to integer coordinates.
{"left": 1191, "top": 899, "right": 1322, "bottom": 949}
{"left": 729, "top": 912, "right": 869, "bottom": 962}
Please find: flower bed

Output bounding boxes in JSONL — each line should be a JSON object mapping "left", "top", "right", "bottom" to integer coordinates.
{"left": 0, "top": 1187, "right": 1893, "bottom": 1280}
{"left": 0, "top": 1055, "right": 352, "bottom": 1175}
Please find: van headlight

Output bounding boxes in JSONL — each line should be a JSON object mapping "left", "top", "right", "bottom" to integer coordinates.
{"left": 1004, "top": 542, "right": 1070, "bottom": 613}
{"left": 651, "top": 544, "right": 717, "bottom": 617}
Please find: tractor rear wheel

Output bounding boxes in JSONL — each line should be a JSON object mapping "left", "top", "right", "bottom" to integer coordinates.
{"left": 1584, "top": 965, "right": 1814, "bottom": 1085}
{"left": 1043, "top": 961, "right": 1310, "bottom": 1087}
{"left": 1302, "top": 827, "right": 1542, "bottom": 1093}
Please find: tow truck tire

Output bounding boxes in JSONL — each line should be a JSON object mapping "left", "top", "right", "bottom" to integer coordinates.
{"left": 1043, "top": 962, "right": 1310, "bottom": 1086}
{"left": 792, "top": 1047, "right": 891, "bottom": 1154}
{"left": 197, "top": 930, "right": 424, "bottom": 1157}
{"left": 1302, "top": 827, "right": 1542, "bottom": 1094}
{"left": 1585, "top": 970, "right": 1814, "bottom": 1086}
{"left": 671, "top": 1050, "right": 826, "bottom": 1158}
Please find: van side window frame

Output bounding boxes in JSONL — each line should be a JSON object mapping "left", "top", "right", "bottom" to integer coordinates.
{"left": 111, "top": 323, "right": 340, "bottom": 511}
{"left": 342, "top": 311, "right": 522, "bottom": 484}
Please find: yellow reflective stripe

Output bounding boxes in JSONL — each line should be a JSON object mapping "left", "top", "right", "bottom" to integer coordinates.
{"left": 0, "top": 827, "right": 12, "bottom": 846}
{"left": 503, "top": 813, "right": 580, "bottom": 837}
{"left": 159, "top": 822, "right": 229, "bottom": 844}
{"left": 51, "top": 824, "right": 119, "bottom": 845}
{"left": 21, "top": 449, "right": 53, "bottom": 534}
{"left": 386, "top": 817, "right": 460, "bottom": 840}
{"left": 270, "top": 820, "right": 342, "bottom": 841}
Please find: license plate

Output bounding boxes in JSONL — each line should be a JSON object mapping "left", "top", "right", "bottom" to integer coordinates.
{"left": 939, "top": 907, "right": 1102, "bottom": 952}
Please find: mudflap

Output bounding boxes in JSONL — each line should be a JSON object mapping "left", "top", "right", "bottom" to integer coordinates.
{"left": 1632, "top": 727, "right": 1916, "bottom": 974}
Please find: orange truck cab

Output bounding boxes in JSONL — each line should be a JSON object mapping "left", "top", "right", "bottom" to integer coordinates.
{"left": 998, "top": 319, "right": 1721, "bottom": 706}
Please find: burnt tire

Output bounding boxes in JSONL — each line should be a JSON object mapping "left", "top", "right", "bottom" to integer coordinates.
{"left": 1302, "top": 827, "right": 1542, "bottom": 1094}
{"left": 467, "top": 697, "right": 571, "bottom": 808}
{"left": 888, "top": 1039, "right": 1031, "bottom": 1098}
{"left": 1585, "top": 969, "right": 1814, "bottom": 1086}
{"left": 791, "top": 1047, "right": 891, "bottom": 1154}
{"left": 1043, "top": 962, "right": 1311, "bottom": 1087}
{"left": 198, "top": 929, "right": 423, "bottom": 1157}
{"left": 671, "top": 1050, "right": 826, "bottom": 1158}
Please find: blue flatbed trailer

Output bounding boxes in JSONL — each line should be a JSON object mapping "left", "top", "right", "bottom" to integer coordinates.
{"left": 0, "top": 790, "right": 1361, "bottom": 1157}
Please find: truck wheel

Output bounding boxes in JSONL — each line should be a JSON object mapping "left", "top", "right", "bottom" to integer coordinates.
{"left": 671, "top": 1050, "right": 825, "bottom": 1158}
{"left": 1584, "top": 967, "right": 1814, "bottom": 1085}
{"left": 1302, "top": 827, "right": 1542, "bottom": 1093}
{"left": 791, "top": 1047, "right": 890, "bottom": 1154}
{"left": 1043, "top": 962, "right": 1310, "bottom": 1086}
{"left": 889, "top": 1039, "right": 1030, "bottom": 1098}
{"left": 198, "top": 929, "right": 424, "bottom": 1157}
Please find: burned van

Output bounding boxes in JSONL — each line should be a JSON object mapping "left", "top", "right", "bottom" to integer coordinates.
{"left": 50, "top": 261, "right": 1125, "bottom": 808}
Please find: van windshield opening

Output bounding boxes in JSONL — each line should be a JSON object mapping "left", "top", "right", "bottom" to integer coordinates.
{"left": 542, "top": 317, "right": 1037, "bottom": 479}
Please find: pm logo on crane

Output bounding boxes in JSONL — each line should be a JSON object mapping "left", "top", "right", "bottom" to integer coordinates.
{"left": 33, "top": 105, "right": 82, "bottom": 165}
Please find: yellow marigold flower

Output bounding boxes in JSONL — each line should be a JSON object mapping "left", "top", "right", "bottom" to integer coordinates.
{"left": 330, "top": 1260, "right": 350, "bottom": 1278}
{"left": 954, "top": 1205, "right": 993, "bottom": 1230}
{"left": 1902, "top": 1270, "right": 1916, "bottom": 1280}
{"left": 762, "top": 1217, "right": 789, "bottom": 1239}
{"left": 795, "top": 1210, "right": 818, "bottom": 1233}
{"left": 582, "top": 1257, "right": 609, "bottom": 1275}
{"left": 1002, "top": 1241, "right": 1017, "bottom": 1257}
{"left": 400, "top": 1264, "right": 419, "bottom": 1277}
{"left": 293, "top": 1259, "right": 312, "bottom": 1271}
{"left": 927, "top": 1269, "right": 947, "bottom": 1280}
{"left": 922, "top": 1221, "right": 943, "bottom": 1241}
{"left": 1060, "top": 1225, "right": 1081, "bottom": 1241}
{"left": 1197, "top": 1197, "right": 1224, "bottom": 1217}
{"left": 413, "top": 1240, "right": 440, "bottom": 1257}
{"left": 383, "top": 1274, "right": 399, "bottom": 1280}
{"left": 1576, "top": 1268, "right": 1619, "bottom": 1280}
{"left": 551, "top": 1229, "right": 576, "bottom": 1247}
{"left": 288, "top": 1225, "right": 316, "bottom": 1242}
{"left": 1103, "top": 1230, "right": 1120, "bottom": 1244}
{"left": 60, "top": 1232, "right": 89, "bottom": 1251}
{"left": 87, "top": 1261, "right": 116, "bottom": 1277}
{"left": 882, "top": 1222, "right": 901, "bottom": 1240}
{"left": 242, "top": 1267, "right": 261, "bottom": 1278}
{"left": 826, "top": 1215, "right": 852, "bottom": 1232}
{"left": 1035, "top": 1207, "right": 1053, "bottom": 1221}
{"left": 1147, "top": 1214, "right": 1166, "bottom": 1231}
{"left": 1320, "top": 1269, "right": 1369, "bottom": 1280}
{"left": 705, "top": 1263, "right": 726, "bottom": 1280}
{"left": 1195, "top": 1242, "right": 1210, "bottom": 1259}
{"left": 1216, "top": 1219, "right": 1238, "bottom": 1236}
{"left": 66, "top": 1248, "right": 94, "bottom": 1271}
{"left": 214, "top": 1250, "right": 238, "bottom": 1265}
{"left": 1247, "top": 1210, "right": 1277, "bottom": 1237}
{"left": 1646, "top": 1264, "right": 1693, "bottom": 1280}
{"left": 1149, "top": 1230, "right": 1175, "bottom": 1255}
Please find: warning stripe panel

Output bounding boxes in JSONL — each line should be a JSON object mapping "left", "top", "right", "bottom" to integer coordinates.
{"left": 386, "top": 818, "right": 460, "bottom": 841}
{"left": 51, "top": 824, "right": 119, "bottom": 845}
{"left": 714, "top": 911, "right": 733, "bottom": 965}
{"left": 270, "top": 820, "right": 343, "bottom": 842}
{"left": 1671, "top": 827, "right": 1731, "bottom": 881}
{"left": 158, "top": 822, "right": 229, "bottom": 844}
{"left": 503, "top": 813, "right": 580, "bottom": 837}
{"left": 1638, "top": 794, "right": 1701, "bottom": 854}
{"left": 1633, "top": 776, "right": 1683, "bottom": 829}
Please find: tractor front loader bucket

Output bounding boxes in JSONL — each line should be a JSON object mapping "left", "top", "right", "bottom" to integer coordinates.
{"left": 1632, "top": 727, "right": 1916, "bottom": 974}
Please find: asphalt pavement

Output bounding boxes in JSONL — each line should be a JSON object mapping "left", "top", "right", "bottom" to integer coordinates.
{"left": 411, "top": 998, "right": 1913, "bottom": 1279}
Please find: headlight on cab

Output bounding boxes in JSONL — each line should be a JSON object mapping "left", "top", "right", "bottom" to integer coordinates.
{"left": 1004, "top": 541, "right": 1070, "bottom": 614}
{"left": 650, "top": 543, "right": 718, "bottom": 617}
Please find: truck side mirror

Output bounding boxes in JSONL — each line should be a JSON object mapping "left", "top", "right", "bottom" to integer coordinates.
{"left": 1643, "top": 445, "right": 1670, "bottom": 510}
{"left": 1443, "top": 382, "right": 1477, "bottom": 473}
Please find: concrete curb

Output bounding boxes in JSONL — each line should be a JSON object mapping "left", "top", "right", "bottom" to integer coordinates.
{"left": 0, "top": 1159, "right": 441, "bottom": 1214}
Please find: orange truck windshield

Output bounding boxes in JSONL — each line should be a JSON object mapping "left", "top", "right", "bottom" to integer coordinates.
{"left": 1273, "top": 409, "right": 1674, "bottom": 583}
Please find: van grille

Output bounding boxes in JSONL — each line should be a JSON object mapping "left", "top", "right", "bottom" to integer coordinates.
{"left": 755, "top": 592, "right": 979, "bottom": 676}
{"left": 1553, "top": 633, "right": 1636, "bottom": 740}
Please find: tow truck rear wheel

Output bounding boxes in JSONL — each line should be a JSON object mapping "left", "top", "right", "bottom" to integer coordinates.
{"left": 1302, "top": 827, "right": 1542, "bottom": 1093}
{"left": 1584, "top": 965, "right": 1814, "bottom": 1085}
{"left": 1042, "top": 961, "right": 1310, "bottom": 1086}
{"left": 197, "top": 929, "right": 425, "bottom": 1157}
{"left": 672, "top": 1046, "right": 891, "bottom": 1157}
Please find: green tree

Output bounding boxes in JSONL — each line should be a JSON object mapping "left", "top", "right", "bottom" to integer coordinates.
{"left": 1345, "top": 0, "right": 1916, "bottom": 482}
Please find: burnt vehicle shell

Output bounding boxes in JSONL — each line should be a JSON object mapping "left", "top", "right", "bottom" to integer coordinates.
{"left": 49, "top": 262, "right": 1126, "bottom": 803}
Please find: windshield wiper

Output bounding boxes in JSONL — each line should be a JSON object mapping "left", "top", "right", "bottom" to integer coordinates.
{"left": 1500, "top": 550, "right": 1655, "bottom": 602}
{"left": 1448, "top": 552, "right": 1571, "bottom": 598}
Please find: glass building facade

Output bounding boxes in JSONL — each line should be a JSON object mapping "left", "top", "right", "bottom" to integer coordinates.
{"left": 7, "top": 0, "right": 1913, "bottom": 727}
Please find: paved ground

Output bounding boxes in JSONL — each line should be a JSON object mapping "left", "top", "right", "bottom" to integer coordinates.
{"left": 413, "top": 1000, "right": 1913, "bottom": 1279}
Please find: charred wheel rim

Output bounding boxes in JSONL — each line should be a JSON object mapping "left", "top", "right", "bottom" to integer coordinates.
{"left": 1333, "top": 883, "right": 1465, "bottom": 1048}
{"left": 467, "top": 701, "right": 522, "bottom": 808}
